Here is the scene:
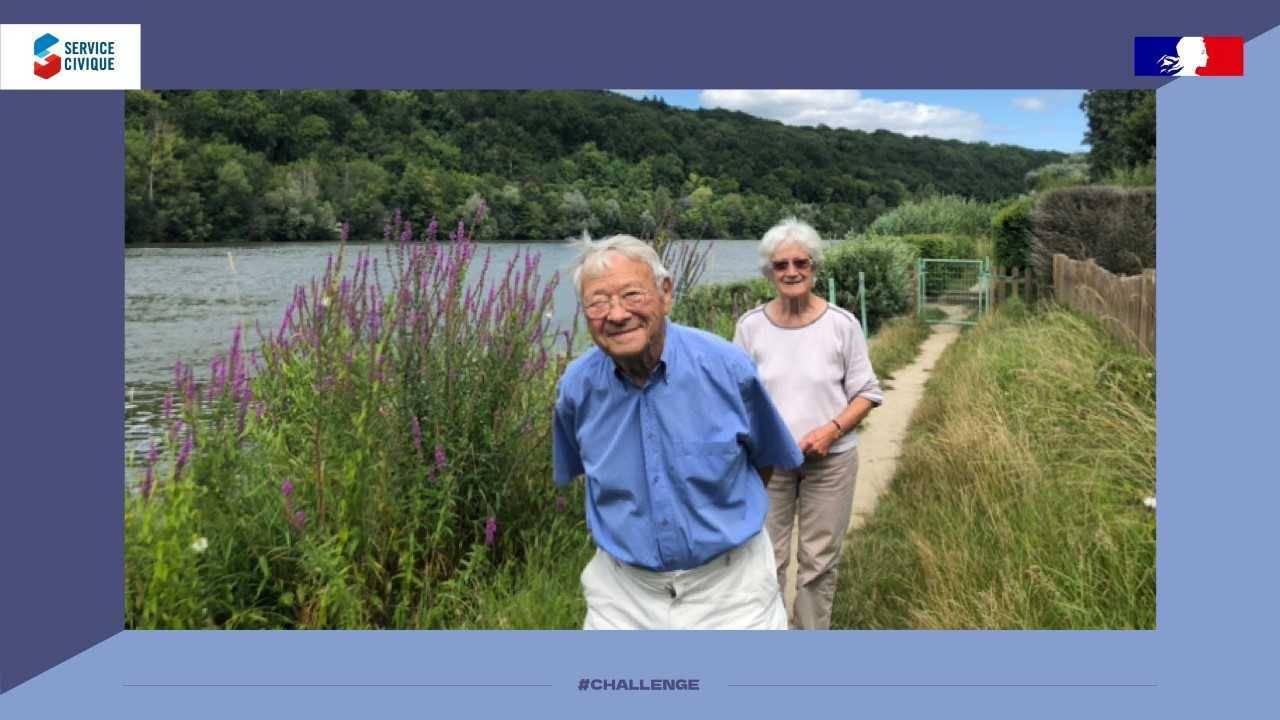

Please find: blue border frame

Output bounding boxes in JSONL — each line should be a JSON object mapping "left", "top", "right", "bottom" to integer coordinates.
{"left": 3, "top": 2, "right": 1279, "bottom": 716}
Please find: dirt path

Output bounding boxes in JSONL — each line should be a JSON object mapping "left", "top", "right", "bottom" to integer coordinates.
{"left": 782, "top": 307, "right": 967, "bottom": 611}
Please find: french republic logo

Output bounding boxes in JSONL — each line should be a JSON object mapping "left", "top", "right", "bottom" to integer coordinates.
{"left": 1134, "top": 36, "right": 1244, "bottom": 76}
{"left": 34, "top": 32, "right": 60, "bottom": 79}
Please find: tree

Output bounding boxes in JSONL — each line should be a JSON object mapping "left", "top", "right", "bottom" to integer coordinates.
{"left": 681, "top": 185, "right": 715, "bottom": 238}
{"left": 262, "top": 161, "right": 339, "bottom": 242}
{"left": 1080, "top": 90, "right": 1156, "bottom": 180}
{"left": 560, "top": 189, "right": 597, "bottom": 236}
{"left": 125, "top": 90, "right": 1067, "bottom": 243}
{"left": 295, "top": 115, "right": 332, "bottom": 158}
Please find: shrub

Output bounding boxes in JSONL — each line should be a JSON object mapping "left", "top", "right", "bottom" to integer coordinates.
{"left": 868, "top": 195, "right": 997, "bottom": 239}
{"left": 671, "top": 277, "right": 776, "bottom": 340}
{"left": 1023, "top": 157, "right": 1089, "bottom": 193}
{"left": 877, "top": 233, "right": 981, "bottom": 261}
{"left": 126, "top": 209, "right": 587, "bottom": 628}
{"left": 992, "top": 196, "right": 1035, "bottom": 269}
{"left": 1029, "top": 186, "right": 1155, "bottom": 278}
{"left": 1103, "top": 160, "right": 1156, "bottom": 188}
{"left": 820, "top": 235, "right": 918, "bottom": 334}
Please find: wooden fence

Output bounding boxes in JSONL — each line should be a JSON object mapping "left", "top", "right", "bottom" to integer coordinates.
{"left": 1051, "top": 254, "right": 1156, "bottom": 355}
{"left": 991, "top": 266, "right": 1037, "bottom": 305}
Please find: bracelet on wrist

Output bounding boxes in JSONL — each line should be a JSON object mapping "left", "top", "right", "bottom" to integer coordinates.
{"left": 831, "top": 418, "right": 844, "bottom": 434}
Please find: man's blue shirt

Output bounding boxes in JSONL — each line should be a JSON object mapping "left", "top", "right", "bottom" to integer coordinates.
{"left": 553, "top": 321, "right": 804, "bottom": 571}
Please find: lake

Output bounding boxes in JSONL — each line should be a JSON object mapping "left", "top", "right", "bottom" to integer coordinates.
{"left": 124, "top": 239, "right": 765, "bottom": 466}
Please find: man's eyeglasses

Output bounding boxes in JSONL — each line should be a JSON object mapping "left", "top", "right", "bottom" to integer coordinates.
{"left": 583, "top": 290, "right": 650, "bottom": 319}
{"left": 771, "top": 257, "right": 812, "bottom": 272}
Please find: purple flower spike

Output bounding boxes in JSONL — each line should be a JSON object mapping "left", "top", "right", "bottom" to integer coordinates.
{"left": 434, "top": 443, "right": 447, "bottom": 472}
{"left": 141, "top": 464, "right": 155, "bottom": 499}
{"left": 291, "top": 510, "right": 307, "bottom": 531}
{"left": 281, "top": 478, "right": 294, "bottom": 498}
{"left": 161, "top": 392, "right": 174, "bottom": 420}
{"left": 175, "top": 434, "right": 194, "bottom": 479}
{"left": 484, "top": 516, "right": 498, "bottom": 547}
{"left": 410, "top": 416, "right": 423, "bottom": 456}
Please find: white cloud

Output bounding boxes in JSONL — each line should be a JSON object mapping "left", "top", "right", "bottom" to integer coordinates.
{"left": 1012, "top": 96, "right": 1048, "bottom": 112}
{"left": 700, "top": 89, "right": 988, "bottom": 142}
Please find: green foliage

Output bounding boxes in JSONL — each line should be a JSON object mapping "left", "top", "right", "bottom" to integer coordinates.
{"left": 1024, "top": 155, "right": 1090, "bottom": 193}
{"left": 820, "top": 236, "right": 919, "bottom": 334}
{"left": 866, "top": 195, "right": 998, "bottom": 239}
{"left": 125, "top": 90, "right": 1065, "bottom": 243}
{"left": 126, "top": 217, "right": 590, "bottom": 628}
{"left": 671, "top": 277, "right": 776, "bottom": 340}
{"left": 991, "top": 196, "right": 1035, "bottom": 269}
{"left": 832, "top": 304, "right": 1155, "bottom": 628}
{"left": 1080, "top": 90, "right": 1156, "bottom": 181}
{"left": 1030, "top": 186, "right": 1156, "bottom": 277}
{"left": 260, "top": 161, "right": 339, "bottom": 242}
{"left": 1103, "top": 160, "right": 1156, "bottom": 188}
{"left": 874, "top": 233, "right": 980, "bottom": 261}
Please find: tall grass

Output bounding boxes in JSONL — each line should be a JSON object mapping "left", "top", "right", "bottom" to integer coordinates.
{"left": 868, "top": 195, "right": 999, "bottom": 239}
{"left": 126, "top": 209, "right": 591, "bottom": 628}
{"left": 832, "top": 300, "right": 1155, "bottom": 629}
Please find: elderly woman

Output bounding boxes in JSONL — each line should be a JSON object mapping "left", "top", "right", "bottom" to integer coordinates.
{"left": 732, "top": 218, "right": 883, "bottom": 629}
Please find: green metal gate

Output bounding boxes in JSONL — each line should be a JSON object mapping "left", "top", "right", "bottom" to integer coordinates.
{"left": 916, "top": 258, "right": 991, "bottom": 326}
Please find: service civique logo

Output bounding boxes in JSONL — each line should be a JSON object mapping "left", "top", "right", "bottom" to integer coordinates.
{"left": 33, "top": 31, "right": 119, "bottom": 80}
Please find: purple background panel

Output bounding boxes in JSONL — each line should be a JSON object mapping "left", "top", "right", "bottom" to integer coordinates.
{"left": 0, "top": 90, "right": 124, "bottom": 694}
{"left": 0, "top": 1, "right": 1278, "bottom": 88}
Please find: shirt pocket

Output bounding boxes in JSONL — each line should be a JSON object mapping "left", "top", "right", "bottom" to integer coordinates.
{"left": 673, "top": 440, "right": 742, "bottom": 488}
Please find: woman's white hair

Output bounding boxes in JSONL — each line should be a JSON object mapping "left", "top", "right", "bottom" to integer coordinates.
{"left": 759, "top": 217, "right": 824, "bottom": 278}
{"left": 570, "top": 233, "right": 672, "bottom": 295}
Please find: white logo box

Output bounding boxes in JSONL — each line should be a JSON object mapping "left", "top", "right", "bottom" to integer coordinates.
{"left": 1, "top": 24, "right": 141, "bottom": 90}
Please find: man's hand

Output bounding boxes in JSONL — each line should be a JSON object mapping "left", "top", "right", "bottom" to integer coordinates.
{"left": 797, "top": 423, "right": 841, "bottom": 458}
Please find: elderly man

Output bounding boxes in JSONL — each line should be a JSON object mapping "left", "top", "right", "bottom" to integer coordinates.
{"left": 553, "top": 234, "right": 804, "bottom": 630}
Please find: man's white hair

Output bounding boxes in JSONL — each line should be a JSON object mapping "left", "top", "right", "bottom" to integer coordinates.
{"left": 570, "top": 233, "right": 672, "bottom": 295}
{"left": 758, "top": 217, "right": 825, "bottom": 278}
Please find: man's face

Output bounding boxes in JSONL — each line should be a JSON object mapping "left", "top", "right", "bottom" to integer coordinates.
{"left": 580, "top": 254, "right": 673, "bottom": 365}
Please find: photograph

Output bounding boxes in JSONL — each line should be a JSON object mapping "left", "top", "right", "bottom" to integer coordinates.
{"left": 123, "top": 88, "right": 1155, "bottom": 631}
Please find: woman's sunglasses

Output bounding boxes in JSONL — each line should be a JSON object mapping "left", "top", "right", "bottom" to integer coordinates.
{"left": 771, "top": 258, "right": 812, "bottom": 272}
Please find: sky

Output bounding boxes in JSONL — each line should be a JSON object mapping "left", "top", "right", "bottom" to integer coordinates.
{"left": 610, "top": 90, "right": 1089, "bottom": 154}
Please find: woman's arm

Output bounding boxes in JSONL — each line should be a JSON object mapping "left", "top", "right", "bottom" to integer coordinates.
{"left": 797, "top": 395, "right": 876, "bottom": 457}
